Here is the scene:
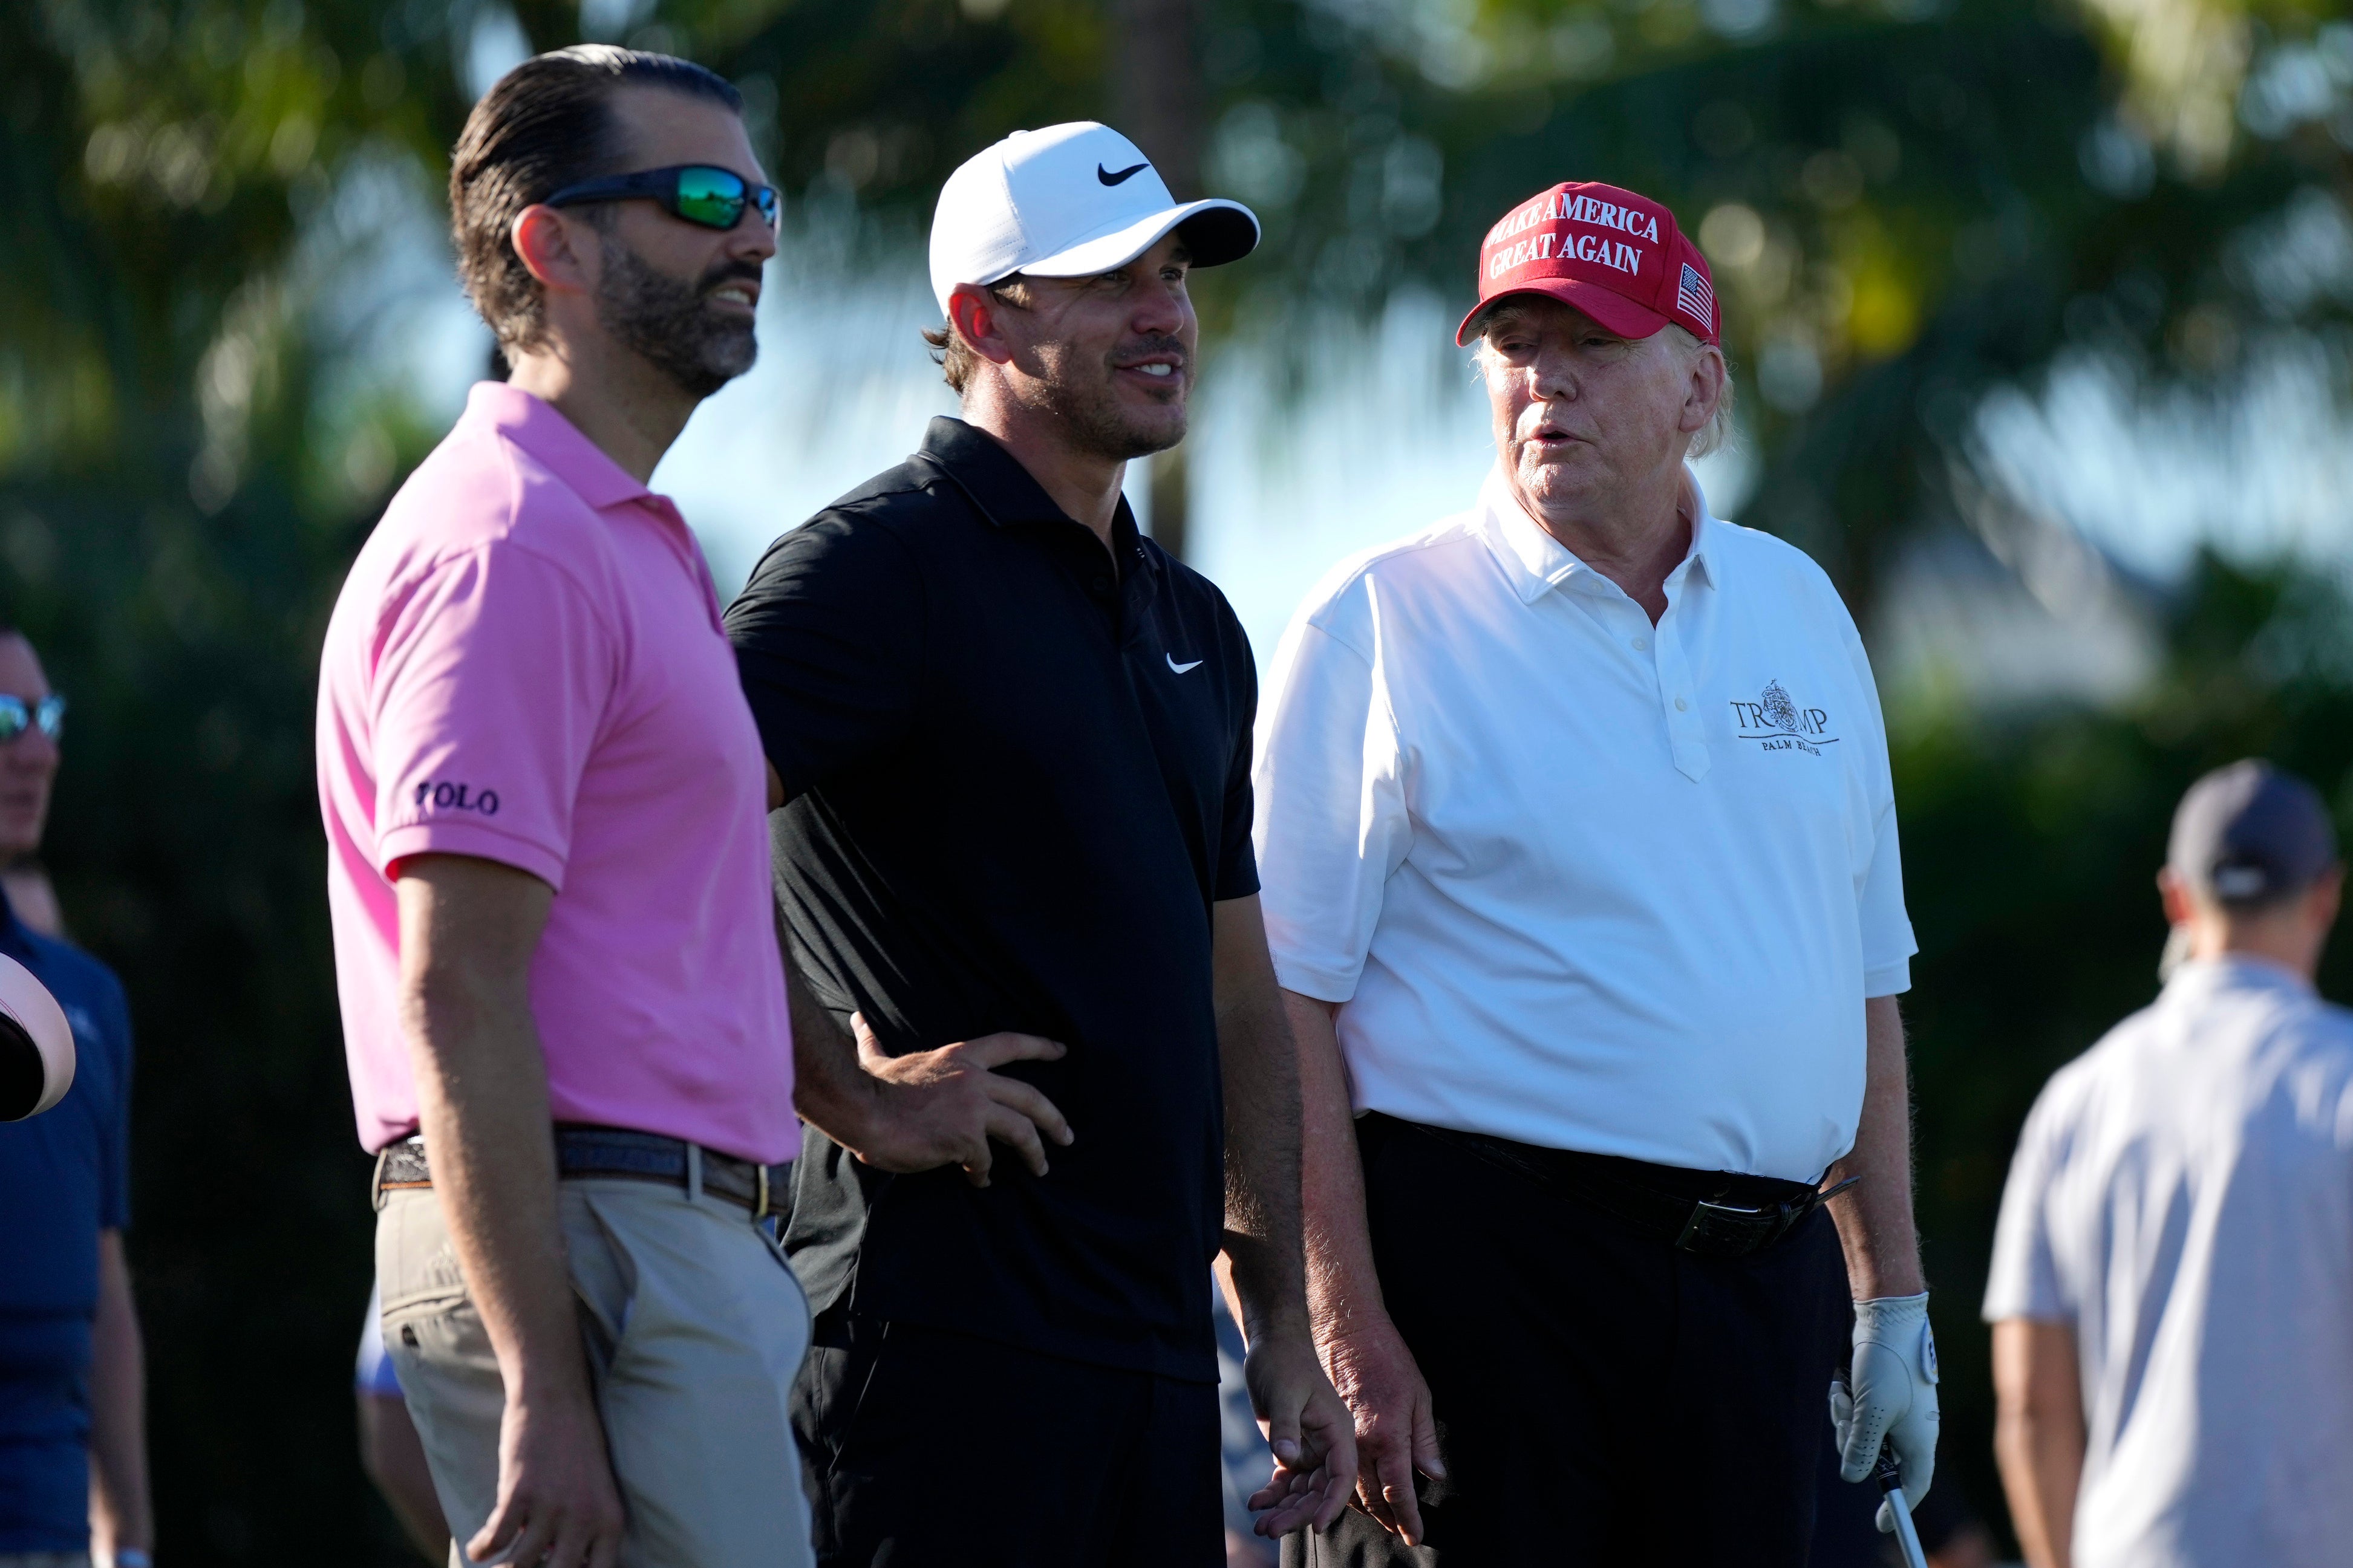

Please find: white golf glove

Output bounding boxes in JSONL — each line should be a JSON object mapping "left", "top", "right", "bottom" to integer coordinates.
{"left": 1830, "top": 1292, "right": 1939, "bottom": 1532}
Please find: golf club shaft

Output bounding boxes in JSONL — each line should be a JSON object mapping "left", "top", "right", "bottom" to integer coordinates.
{"left": 1883, "top": 1479, "right": 1930, "bottom": 1568}
{"left": 1836, "top": 1363, "right": 1932, "bottom": 1568}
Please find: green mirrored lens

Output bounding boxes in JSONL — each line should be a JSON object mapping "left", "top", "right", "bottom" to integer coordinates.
{"left": 674, "top": 168, "right": 747, "bottom": 229}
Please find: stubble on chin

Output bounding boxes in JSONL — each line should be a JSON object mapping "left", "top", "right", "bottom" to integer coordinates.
{"left": 594, "top": 242, "right": 759, "bottom": 399}
{"left": 1031, "top": 354, "right": 1187, "bottom": 463}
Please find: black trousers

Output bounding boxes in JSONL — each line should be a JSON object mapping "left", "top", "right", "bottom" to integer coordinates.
{"left": 791, "top": 1306, "right": 1224, "bottom": 1567}
{"left": 1287, "top": 1114, "right": 1848, "bottom": 1567}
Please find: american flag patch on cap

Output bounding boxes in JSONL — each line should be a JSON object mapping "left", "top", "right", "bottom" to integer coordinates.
{"left": 1676, "top": 262, "right": 1715, "bottom": 330}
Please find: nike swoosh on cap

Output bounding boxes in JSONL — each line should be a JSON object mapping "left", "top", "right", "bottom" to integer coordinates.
{"left": 1098, "top": 161, "right": 1150, "bottom": 186}
{"left": 1167, "top": 654, "right": 1203, "bottom": 674}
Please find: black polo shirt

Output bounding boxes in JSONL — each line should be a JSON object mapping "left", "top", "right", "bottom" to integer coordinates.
{"left": 723, "top": 416, "right": 1258, "bottom": 1381}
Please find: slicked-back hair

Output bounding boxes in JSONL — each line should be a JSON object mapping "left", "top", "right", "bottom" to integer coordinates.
{"left": 450, "top": 45, "right": 742, "bottom": 353}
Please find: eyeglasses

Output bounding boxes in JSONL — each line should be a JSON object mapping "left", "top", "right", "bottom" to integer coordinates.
{"left": 0, "top": 695, "right": 63, "bottom": 746}
{"left": 544, "top": 164, "right": 780, "bottom": 232}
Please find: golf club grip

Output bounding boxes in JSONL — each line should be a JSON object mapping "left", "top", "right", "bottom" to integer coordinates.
{"left": 1832, "top": 1362, "right": 1903, "bottom": 1491}
{"left": 1836, "top": 1366, "right": 1929, "bottom": 1568}
{"left": 1874, "top": 1439, "right": 1903, "bottom": 1491}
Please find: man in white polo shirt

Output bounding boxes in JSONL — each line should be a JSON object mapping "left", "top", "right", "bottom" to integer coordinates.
{"left": 1985, "top": 760, "right": 2353, "bottom": 1568}
{"left": 1255, "top": 179, "right": 1934, "bottom": 1564}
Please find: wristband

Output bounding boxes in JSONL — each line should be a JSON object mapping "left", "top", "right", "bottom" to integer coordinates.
{"left": 116, "top": 1552, "right": 154, "bottom": 1568}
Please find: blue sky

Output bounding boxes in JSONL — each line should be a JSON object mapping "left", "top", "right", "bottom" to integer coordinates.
{"left": 648, "top": 258, "right": 1761, "bottom": 672}
{"left": 359, "top": 183, "right": 2353, "bottom": 691}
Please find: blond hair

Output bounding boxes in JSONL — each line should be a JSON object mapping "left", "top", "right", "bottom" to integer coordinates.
{"left": 1469, "top": 302, "right": 1736, "bottom": 459}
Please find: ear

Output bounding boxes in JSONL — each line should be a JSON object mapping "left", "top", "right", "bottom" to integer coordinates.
{"left": 1680, "top": 342, "right": 1727, "bottom": 436}
{"left": 510, "top": 205, "right": 598, "bottom": 299}
{"left": 2157, "top": 867, "right": 2196, "bottom": 928}
{"left": 2308, "top": 865, "right": 2344, "bottom": 931}
{"left": 948, "top": 283, "right": 1018, "bottom": 369}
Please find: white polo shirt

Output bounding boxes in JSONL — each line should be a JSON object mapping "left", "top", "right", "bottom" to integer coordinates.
{"left": 1983, "top": 957, "right": 2353, "bottom": 1568}
{"left": 1254, "top": 467, "right": 1914, "bottom": 1182}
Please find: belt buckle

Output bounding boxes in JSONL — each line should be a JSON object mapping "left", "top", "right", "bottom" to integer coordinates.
{"left": 754, "top": 1162, "right": 771, "bottom": 1222}
{"left": 1676, "top": 1197, "right": 1769, "bottom": 1255}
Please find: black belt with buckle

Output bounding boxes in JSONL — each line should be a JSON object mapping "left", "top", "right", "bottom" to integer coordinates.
{"left": 1380, "top": 1114, "right": 1856, "bottom": 1259}
{"left": 372, "top": 1124, "right": 789, "bottom": 1222}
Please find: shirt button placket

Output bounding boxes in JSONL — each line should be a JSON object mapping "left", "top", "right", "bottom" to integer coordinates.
{"left": 1655, "top": 615, "right": 1709, "bottom": 782}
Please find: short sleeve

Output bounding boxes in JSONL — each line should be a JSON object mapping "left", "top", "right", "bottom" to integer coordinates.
{"left": 1215, "top": 610, "right": 1261, "bottom": 902}
{"left": 1860, "top": 802, "right": 1914, "bottom": 996}
{"left": 96, "top": 969, "right": 132, "bottom": 1232}
{"left": 1843, "top": 617, "right": 1916, "bottom": 996}
{"left": 723, "top": 513, "right": 924, "bottom": 801}
{"left": 1252, "top": 610, "right": 1411, "bottom": 1003}
{"left": 370, "top": 544, "right": 615, "bottom": 890}
{"left": 1983, "top": 1086, "right": 2072, "bottom": 1323}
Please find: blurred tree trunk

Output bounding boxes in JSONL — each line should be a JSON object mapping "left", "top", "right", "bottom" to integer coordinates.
{"left": 1111, "top": 0, "right": 1203, "bottom": 561}
{"left": 1113, "top": 0, "right": 1203, "bottom": 195}
{"left": 509, "top": 0, "right": 579, "bottom": 54}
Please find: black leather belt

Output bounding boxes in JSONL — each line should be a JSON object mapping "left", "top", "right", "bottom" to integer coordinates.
{"left": 1380, "top": 1114, "right": 1856, "bottom": 1259}
{"left": 372, "top": 1124, "right": 790, "bottom": 1221}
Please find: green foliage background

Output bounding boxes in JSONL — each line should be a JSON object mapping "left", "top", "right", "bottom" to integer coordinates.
{"left": 6, "top": 0, "right": 2353, "bottom": 1558}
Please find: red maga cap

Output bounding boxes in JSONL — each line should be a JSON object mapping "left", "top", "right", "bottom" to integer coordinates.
{"left": 1457, "top": 180, "right": 1719, "bottom": 348}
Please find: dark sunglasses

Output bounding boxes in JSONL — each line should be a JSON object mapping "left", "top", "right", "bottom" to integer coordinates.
{"left": 0, "top": 695, "right": 63, "bottom": 746}
{"left": 544, "top": 164, "right": 780, "bottom": 232}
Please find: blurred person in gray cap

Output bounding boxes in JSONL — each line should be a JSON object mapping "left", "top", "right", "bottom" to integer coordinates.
{"left": 723, "top": 122, "right": 1351, "bottom": 1565}
{"left": 1985, "top": 758, "right": 2353, "bottom": 1568}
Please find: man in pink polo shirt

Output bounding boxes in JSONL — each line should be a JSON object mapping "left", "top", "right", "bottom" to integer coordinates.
{"left": 316, "top": 48, "right": 811, "bottom": 1568}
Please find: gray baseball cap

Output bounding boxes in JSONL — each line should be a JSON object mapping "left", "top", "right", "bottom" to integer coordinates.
{"left": 2167, "top": 759, "right": 2338, "bottom": 907}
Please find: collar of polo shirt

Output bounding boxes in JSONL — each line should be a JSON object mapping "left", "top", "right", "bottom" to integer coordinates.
{"left": 472, "top": 383, "right": 674, "bottom": 519}
{"left": 1475, "top": 465, "right": 1720, "bottom": 606}
{"left": 915, "top": 417, "right": 1161, "bottom": 576}
{"left": 2170, "top": 951, "right": 2315, "bottom": 996}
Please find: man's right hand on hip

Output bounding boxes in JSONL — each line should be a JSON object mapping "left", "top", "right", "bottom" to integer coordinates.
{"left": 844, "top": 1014, "right": 1075, "bottom": 1187}
{"left": 1323, "top": 1314, "right": 1447, "bottom": 1546}
{"left": 469, "top": 1384, "right": 625, "bottom": 1568}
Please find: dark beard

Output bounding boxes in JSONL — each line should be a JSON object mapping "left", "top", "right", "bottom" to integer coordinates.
{"left": 594, "top": 241, "right": 759, "bottom": 399}
{"left": 1030, "top": 335, "right": 1190, "bottom": 462}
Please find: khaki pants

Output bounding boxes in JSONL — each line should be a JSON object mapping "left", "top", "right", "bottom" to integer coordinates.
{"left": 377, "top": 1176, "right": 815, "bottom": 1568}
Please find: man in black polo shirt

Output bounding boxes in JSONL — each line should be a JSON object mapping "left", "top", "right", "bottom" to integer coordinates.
{"left": 724, "top": 123, "right": 1353, "bottom": 1566}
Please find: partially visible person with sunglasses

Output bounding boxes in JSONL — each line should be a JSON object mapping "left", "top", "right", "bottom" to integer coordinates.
{"left": 0, "top": 692, "right": 68, "bottom": 937}
{"left": 316, "top": 45, "right": 811, "bottom": 1568}
{"left": 0, "top": 624, "right": 155, "bottom": 1568}
{"left": 0, "top": 693, "right": 64, "bottom": 746}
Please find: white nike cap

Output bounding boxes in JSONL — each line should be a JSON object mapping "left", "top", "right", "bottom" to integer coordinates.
{"left": 0, "top": 954, "right": 74, "bottom": 1122}
{"left": 928, "top": 122, "right": 1259, "bottom": 316}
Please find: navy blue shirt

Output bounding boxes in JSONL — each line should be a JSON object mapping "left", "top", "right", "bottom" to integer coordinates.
{"left": 0, "top": 885, "right": 134, "bottom": 1553}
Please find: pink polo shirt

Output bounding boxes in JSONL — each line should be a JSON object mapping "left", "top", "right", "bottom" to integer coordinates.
{"left": 317, "top": 382, "right": 794, "bottom": 1162}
